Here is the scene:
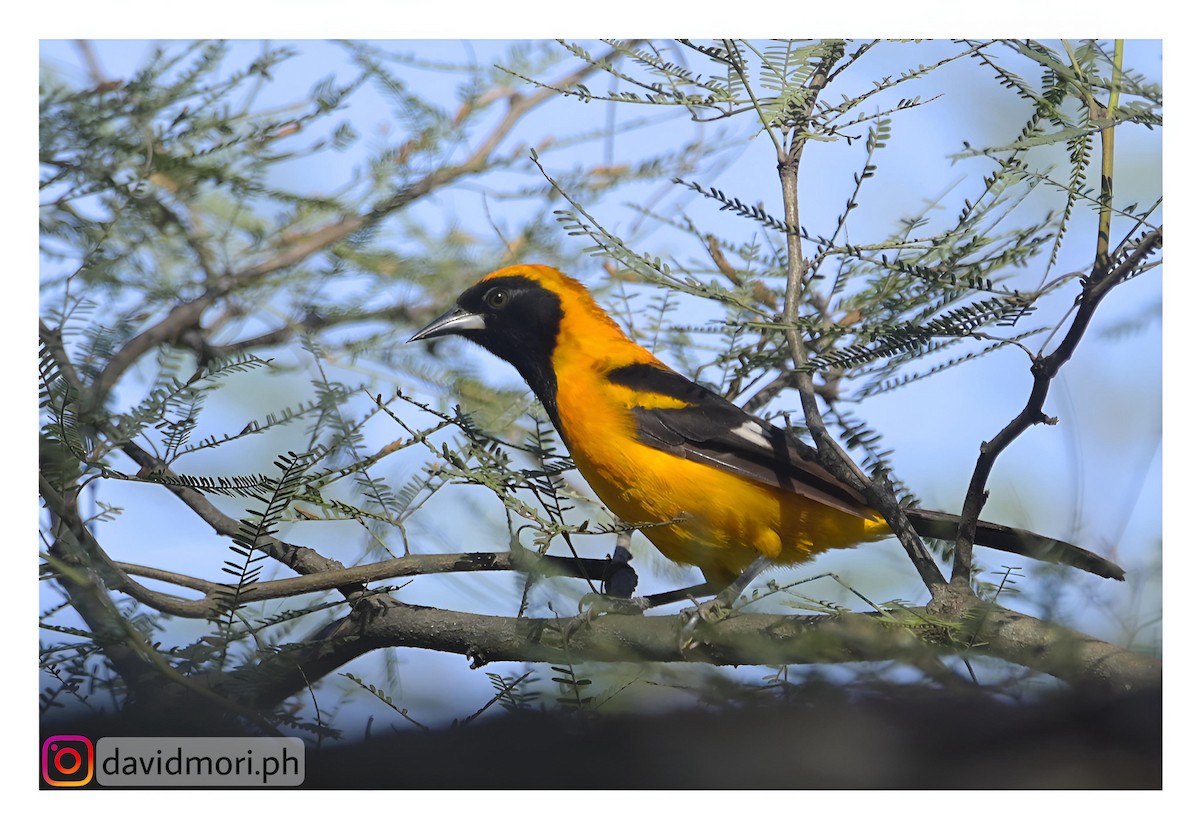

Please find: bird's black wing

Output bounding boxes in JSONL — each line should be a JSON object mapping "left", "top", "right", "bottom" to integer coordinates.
{"left": 606, "top": 362, "right": 875, "bottom": 518}
{"left": 606, "top": 363, "right": 1127, "bottom": 580}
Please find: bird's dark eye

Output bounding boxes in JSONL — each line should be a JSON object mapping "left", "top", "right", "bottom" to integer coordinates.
{"left": 485, "top": 288, "right": 509, "bottom": 309}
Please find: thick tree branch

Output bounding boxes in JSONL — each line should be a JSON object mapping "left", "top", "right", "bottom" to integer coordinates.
{"left": 962, "top": 600, "right": 1160, "bottom": 694}
{"left": 225, "top": 594, "right": 1161, "bottom": 709}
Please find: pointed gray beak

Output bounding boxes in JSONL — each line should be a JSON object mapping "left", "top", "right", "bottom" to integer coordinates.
{"left": 408, "top": 305, "right": 487, "bottom": 343}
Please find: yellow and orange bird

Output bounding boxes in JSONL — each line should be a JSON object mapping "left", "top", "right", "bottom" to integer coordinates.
{"left": 410, "top": 264, "right": 1123, "bottom": 597}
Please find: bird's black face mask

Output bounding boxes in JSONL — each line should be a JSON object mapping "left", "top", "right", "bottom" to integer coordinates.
{"left": 409, "top": 274, "right": 566, "bottom": 430}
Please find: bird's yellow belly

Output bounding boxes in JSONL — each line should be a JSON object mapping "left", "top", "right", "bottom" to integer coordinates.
{"left": 568, "top": 430, "right": 886, "bottom": 588}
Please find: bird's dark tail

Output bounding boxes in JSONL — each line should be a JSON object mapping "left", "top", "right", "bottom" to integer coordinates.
{"left": 903, "top": 507, "right": 1125, "bottom": 581}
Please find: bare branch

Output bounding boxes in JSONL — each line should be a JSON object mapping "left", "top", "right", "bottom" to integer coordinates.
{"left": 109, "top": 550, "right": 623, "bottom": 619}
{"left": 951, "top": 227, "right": 1162, "bottom": 583}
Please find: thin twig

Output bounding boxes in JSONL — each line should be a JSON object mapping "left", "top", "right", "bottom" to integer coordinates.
{"left": 950, "top": 227, "right": 1162, "bottom": 584}
{"left": 770, "top": 43, "right": 948, "bottom": 593}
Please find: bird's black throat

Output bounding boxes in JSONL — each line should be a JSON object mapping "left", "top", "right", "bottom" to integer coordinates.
{"left": 454, "top": 275, "right": 567, "bottom": 437}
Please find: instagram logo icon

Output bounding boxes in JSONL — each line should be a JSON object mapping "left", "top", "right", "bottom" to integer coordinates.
{"left": 42, "top": 736, "right": 94, "bottom": 787}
